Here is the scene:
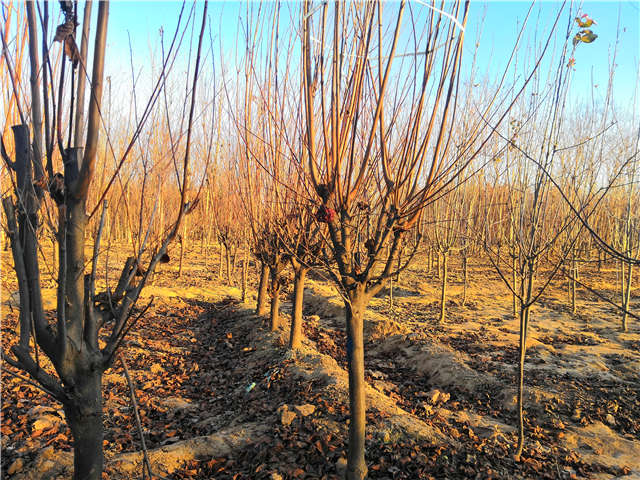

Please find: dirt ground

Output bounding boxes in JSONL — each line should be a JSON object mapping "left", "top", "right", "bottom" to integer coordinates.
{"left": 1, "top": 243, "right": 639, "bottom": 479}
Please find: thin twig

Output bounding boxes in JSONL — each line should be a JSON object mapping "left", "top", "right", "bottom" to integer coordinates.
{"left": 119, "top": 354, "right": 154, "bottom": 480}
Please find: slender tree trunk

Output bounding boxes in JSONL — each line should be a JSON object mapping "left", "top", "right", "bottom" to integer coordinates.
{"left": 241, "top": 245, "right": 249, "bottom": 303}
{"left": 597, "top": 249, "right": 602, "bottom": 272}
{"left": 512, "top": 253, "right": 518, "bottom": 318}
{"left": 345, "top": 288, "right": 367, "bottom": 480}
{"left": 622, "top": 263, "right": 632, "bottom": 332}
{"left": 438, "top": 252, "right": 448, "bottom": 323}
{"left": 510, "top": 225, "right": 517, "bottom": 318}
{"left": 225, "top": 243, "right": 231, "bottom": 285}
{"left": 571, "top": 248, "right": 577, "bottom": 315}
{"left": 64, "top": 372, "right": 103, "bottom": 480}
{"left": 462, "top": 254, "right": 468, "bottom": 306}
{"left": 515, "top": 262, "right": 534, "bottom": 462}
{"left": 218, "top": 242, "right": 223, "bottom": 279}
{"left": 51, "top": 234, "right": 58, "bottom": 277}
{"left": 256, "top": 262, "right": 269, "bottom": 315}
{"left": 289, "top": 266, "right": 308, "bottom": 349}
{"left": 514, "top": 303, "right": 529, "bottom": 462}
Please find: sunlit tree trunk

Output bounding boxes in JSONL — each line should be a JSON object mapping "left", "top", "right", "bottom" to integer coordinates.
{"left": 345, "top": 286, "right": 368, "bottom": 480}
{"left": 289, "top": 261, "right": 308, "bottom": 349}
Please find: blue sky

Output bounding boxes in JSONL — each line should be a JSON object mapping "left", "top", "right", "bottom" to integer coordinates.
{"left": 1, "top": 1, "right": 637, "bottom": 113}
{"left": 101, "top": 1, "right": 638, "bottom": 111}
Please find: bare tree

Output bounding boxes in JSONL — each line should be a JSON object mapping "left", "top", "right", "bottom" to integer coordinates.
{"left": 1, "top": 2, "right": 210, "bottom": 478}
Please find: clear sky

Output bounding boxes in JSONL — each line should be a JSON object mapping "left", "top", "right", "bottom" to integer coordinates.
{"left": 101, "top": 1, "right": 638, "bottom": 112}
{"left": 1, "top": 1, "right": 637, "bottom": 113}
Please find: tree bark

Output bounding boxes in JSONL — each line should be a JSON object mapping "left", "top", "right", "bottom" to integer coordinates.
{"left": 64, "top": 371, "right": 103, "bottom": 480}
{"left": 256, "top": 262, "right": 269, "bottom": 315}
{"left": 345, "top": 289, "right": 367, "bottom": 480}
{"left": 289, "top": 266, "right": 308, "bottom": 349}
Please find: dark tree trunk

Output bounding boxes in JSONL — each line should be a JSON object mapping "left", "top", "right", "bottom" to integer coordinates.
{"left": 256, "top": 262, "right": 269, "bottom": 315}
{"left": 345, "top": 288, "right": 367, "bottom": 480}
{"left": 289, "top": 266, "right": 308, "bottom": 349}
{"left": 64, "top": 372, "right": 103, "bottom": 480}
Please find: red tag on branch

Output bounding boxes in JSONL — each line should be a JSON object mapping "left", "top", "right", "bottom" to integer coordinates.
{"left": 315, "top": 206, "right": 336, "bottom": 223}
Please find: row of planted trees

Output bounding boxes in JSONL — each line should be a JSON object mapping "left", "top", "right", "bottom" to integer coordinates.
{"left": 2, "top": 1, "right": 638, "bottom": 480}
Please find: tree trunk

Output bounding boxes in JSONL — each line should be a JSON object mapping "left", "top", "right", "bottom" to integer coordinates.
{"left": 571, "top": 250, "right": 577, "bottom": 315}
{"left": 512, "top": 252, "right": 518, "bottom": 319}
{"left": 462, "top": 255, "right": 468, "bottom": 306}
{"left": 597, "top": 249, "right": 602, "bottom": 272}
{"left": 622, "top": 263, "right": 632, "bottom": 332}
{"left": 231, "top": 247, "right": 237, "bottom": 279}
{"left": 345, "top": 289, "right": 367, "bottom": 480}
{"left": 514, "top": 304, "right": 530, "bottom": 461}
{"left": 438, "top": 252, "right": 448, "bottom": 323}
{"left": 256, "top": 262, "right": 269, "bottom": 315}
{"left": 64, "top": 372, "right": 103, "bottom": 480}
{"left": 241, "top": 246, "right": 249, "bottom": 303}
{"left": 269, "top": 266, "right": 281, "bottom": 331}
{"left": 225, "top": 243, "right": 232, "bottom": 285}
{"left": 515, "top": 261, "right": 534, "bottom": 461}
{"left": 289, "top": 266, "right": 308, "bottom": 349}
